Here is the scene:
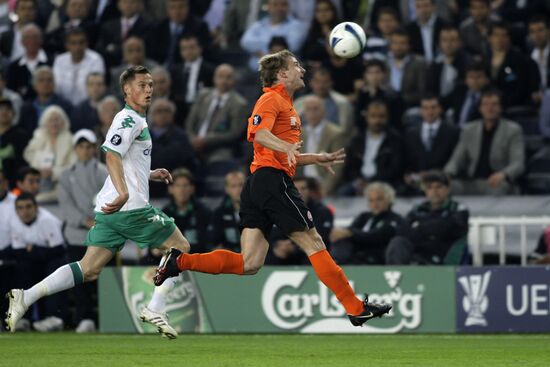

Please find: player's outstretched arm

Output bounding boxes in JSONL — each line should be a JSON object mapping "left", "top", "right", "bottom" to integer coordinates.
{"left": 297, "top": 148, "right": 346, "bottom": 175}
{"left": 101, "top": 151, "right": 129, "bottom": 214}
{"left": 254, "top": 129, "right": 302, "bottom": 167}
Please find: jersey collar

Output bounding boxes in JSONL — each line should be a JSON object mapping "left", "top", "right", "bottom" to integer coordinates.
{"left": 262, "top": 83, "right": 292, "bottom": 103}
{"left": 124, "top": 103, "right": 146, "bottom": 118}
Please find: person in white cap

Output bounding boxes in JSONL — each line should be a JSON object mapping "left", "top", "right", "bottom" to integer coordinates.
{"left": 57, "top": 129, "right": 108, "bottom": 333}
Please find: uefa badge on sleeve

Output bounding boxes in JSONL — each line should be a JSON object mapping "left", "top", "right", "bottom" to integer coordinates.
{"left": 252, "top": 115, "right": 262, "bottom": 126}
{"left": 111, "top": 134, "right": 122, "bottom": 146}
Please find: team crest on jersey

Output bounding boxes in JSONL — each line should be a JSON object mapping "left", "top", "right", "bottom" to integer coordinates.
{"left": 111, "top": 134, "right": 122, "bottom": 145}
{"left": 252, "top": 114, "right": 262, "bottom": 125}
{"left": 118, "top": 116, "right": 136, "bottom": 129}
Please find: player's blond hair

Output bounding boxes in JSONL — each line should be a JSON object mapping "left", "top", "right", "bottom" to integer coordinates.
{"left": 258, "top": 50, "right": 295, "bottom": 87}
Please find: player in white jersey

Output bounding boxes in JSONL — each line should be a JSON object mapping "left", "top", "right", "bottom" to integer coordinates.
{"left": 5, "top": 66, "right": 191, "bottom": 338}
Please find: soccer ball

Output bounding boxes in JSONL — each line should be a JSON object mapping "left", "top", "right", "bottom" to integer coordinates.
{"left": 329, "top": 22, "right": 367, "bottom": 58}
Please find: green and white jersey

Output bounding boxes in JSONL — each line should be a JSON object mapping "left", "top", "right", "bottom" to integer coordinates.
{"left": 95, "top": 104, "right": 152, "bottom": 212}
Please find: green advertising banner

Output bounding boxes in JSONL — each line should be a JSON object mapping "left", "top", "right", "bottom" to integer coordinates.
{"left": 99, "top": 266, "right": 456, "bottom": 334}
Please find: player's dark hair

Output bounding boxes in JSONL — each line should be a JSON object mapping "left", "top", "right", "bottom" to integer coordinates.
{"left": 119, "top": 65, "right": 150, "bottom": 98}
{"left": 258, "top": 49, "right": 296, "bottom": 87}
{"left": 16, "top": 166, "right": 40, "bottom": 183}
{"left": 16, "top": 192, "right": 37, "bottom": 206}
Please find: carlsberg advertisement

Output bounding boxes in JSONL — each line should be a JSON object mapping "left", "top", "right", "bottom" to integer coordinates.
{"left": 99, "top": 266, "right": 455, "bottom": 333}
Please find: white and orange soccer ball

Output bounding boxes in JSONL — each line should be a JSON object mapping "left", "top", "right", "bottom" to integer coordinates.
{"left": 329, "top": 22, "right": 367, "bottom": 58}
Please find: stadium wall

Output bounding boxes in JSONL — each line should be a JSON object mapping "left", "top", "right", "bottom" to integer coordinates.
{"left": 98, "top": 266, "right": 550, "bottom": 334}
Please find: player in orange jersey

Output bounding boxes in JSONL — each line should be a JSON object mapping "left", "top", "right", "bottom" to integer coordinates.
{"left": 154, "top": 50, "right": 391, "bottom": 326}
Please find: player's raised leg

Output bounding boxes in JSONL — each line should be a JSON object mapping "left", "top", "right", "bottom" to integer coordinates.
{"left": 153, "top": 227, "right": 270, "bottom": 285}
{"left": 5, "top": 246, "right": 113, "bottom": 332}
{"left": 289, "top": 228, "right": 391, "bottom": 326}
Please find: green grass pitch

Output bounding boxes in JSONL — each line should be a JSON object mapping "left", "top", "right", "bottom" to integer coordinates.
{"left": 1, "top": 333, "right": 549, "bottom": 367}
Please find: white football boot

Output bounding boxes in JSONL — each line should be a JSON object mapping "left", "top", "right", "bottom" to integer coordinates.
{"left": 5, "top": 289, "right": 29, "bottom": 333}
{"left": 139, "top": 306, "right": 178, "bottom": 339}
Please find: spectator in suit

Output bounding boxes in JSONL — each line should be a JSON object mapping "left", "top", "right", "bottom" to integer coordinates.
{"left": 9, "top": 193, "right": 68, "bottom": 331}
{"left": 363, "top": 6, "right": 400, "bottom": 62}
{"left": 266, "top": 176, "right": 333, "bottom": 265}
{"left": 0, "top": 68, "right": 23, "bottom": 125}
{"left": 405, "top": 0, "right": 446, "bottom": 62}
{"left": 162, "top": 168, "right": 211, "bottom": 253}
{"left": 331, "top": 182, "right": 405, "bottom": 265}
{"left": 429, "top": 25, "right": 468, "bottom": 100}
{"left": 95, "top": 0, "right": 150, "bottom": 68}
{"left": 109, "top": 36, "right": 158, "bottom": 100}
{"left": 0, "top": 98, "right": 29, "bottom": 187}
{"left": 52, "top": 28, "right": 105, "bottom": 107}
{"left": 23, "top": 105, "right": 76, "bottom": 203}
{"left": 386, "top": 171, "right": 469, "bottom": 265}
{"left": 240, "top": 0, "right": 307, "bottom": 71}
{"left": 7, "top": 23, "right": 50, "bottom": 102}
{"left": 19, "top": 65, "right": 72, "bottom": 133}
{"left": 151, "top": 66, "right": 172, "bottom": 100}
{"left": 301, "top": 0, "right": 340, "bottom": 68}
{"left": 57, "top": 129, "right": 107, "bottom": 333}
{"left": 295, "top": 68, "right": 354, "bottom": 134}
{"left": 87, "top": 0, "right": 120, "bottom": 24}
{"left": 70, "top": 72, "right": 106, "bottom": 133}
{"left": 445, "top": 88, "right": 525, "bottom": 195}
{"left": 147, "top": 0, "right": 212, "bottom": 67}
{"left": 527, "top": 15, "right": 550, "bottom": 103}
{"left": 45, "top": 0, "right": 97, "bottom": 55}
{"left": 485, "top": 21, "right": 539, "bottom": 108}
{"left": 295, "top": 95, "right": 344, "bottom": 195}
{"left": 354, "top": 59, "right": 404, "bottom": 131}
{"left": 170, "top": 34, "right": 215, "bottom": 124}
{"left": 148, "top": 98, "right": 196, "bottom": 198}
{"left": 0, "top": 0, "right": 37, "bottom": 63}
{"left": 404, "top": 94, "right": 459, "bottom": 194}
{"left": 449, "top": 61, "right": 490, "bottom": 127}
{"left": 340, "top": 100, "right": 405, "bottom": 196}
{"left": 208, "top": 170, "right": 245, "bottom": 252}
{"left": 386, "top": 28, "right": 428, "bottom": 107}
{"left": 459, "top": 0, "right": 498, "bottom": 57}
{"left": 185, "top": 64, "right": 248, "bottom": 164}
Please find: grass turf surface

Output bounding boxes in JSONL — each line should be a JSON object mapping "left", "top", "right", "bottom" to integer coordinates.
{"left": 0, "top": 333, "right": 549, "bottom": 367}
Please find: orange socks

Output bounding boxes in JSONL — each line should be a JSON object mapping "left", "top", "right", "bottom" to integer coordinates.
{"left": 309, "top": 250, "right": 364, "bottom": 316}
{"left": 177, "top": 250, "right": 244, "bottom": 275}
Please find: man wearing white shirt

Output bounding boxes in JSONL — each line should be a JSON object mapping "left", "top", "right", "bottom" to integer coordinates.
{"left": 0, "top": 0, "right": 37, "bottom": 63}
{"left": 240, "top": 0, "right": 307, "bottom": 70}
{"left": 405, "top": 0, "right": 445, "bottom": 63}
{"left": 9, "top": 193, "right": 68, "bottom": 332}
{"left": 0, "top": 169, "right": 15, "bottom": 331}
{"left": 52, "top": 28, "right": 106, "bottom": 106}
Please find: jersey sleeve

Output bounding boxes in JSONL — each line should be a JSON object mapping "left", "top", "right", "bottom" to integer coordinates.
{"left": 247, "top": 93, "right": 280, "bottom": 142}
{"left": 101, "top": 113, "right": 142, "bottom": 157}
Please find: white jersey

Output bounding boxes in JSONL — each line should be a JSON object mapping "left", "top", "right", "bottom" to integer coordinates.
{"left": 9, "top": 207, "right": 64, "bottom": 250}
{"left": 95, "top": 105, "right": 152, "bottom": 212}
{"left": 0, "top": 192, "right": 16, "bottom": 250}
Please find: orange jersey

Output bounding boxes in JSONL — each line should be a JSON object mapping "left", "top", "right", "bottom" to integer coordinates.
{"left": 247, "top": 84, "right": 302, "bottom": 177}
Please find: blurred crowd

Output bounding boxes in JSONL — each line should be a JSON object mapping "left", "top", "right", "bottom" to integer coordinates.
{"left": 2, "top": 0, "right": 550, "bottom": 332}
